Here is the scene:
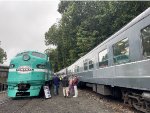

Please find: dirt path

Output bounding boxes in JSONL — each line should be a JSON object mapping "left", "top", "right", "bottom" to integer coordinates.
{"left": 0, "top": 87, "right": 140, "bottom": 113}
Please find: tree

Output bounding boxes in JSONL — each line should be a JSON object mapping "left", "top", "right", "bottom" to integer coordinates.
{"left": 45, "top": 48, "right": 59, "bottom": 72}
{"left": 0, "top": 41, "right": 7, "bottom": 64}
{"left": 45, "top": 1, "right": 150, "bottom": 71}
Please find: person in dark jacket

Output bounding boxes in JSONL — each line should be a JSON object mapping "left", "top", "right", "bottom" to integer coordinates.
{"left": 61, "top": 76, "right": 69, "bottom": 98}
{"left": 53, "top": 75, "right": 60, "bottom": 95}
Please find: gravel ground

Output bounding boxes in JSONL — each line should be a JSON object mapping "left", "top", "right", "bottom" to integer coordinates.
{"left": 0, "top": 92, "right": 6, "bottom": 101}
{"left": 0, "top": 87, "right": 141, "bottom": 113}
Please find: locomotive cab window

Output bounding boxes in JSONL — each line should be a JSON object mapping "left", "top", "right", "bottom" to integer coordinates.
{"left": 32, "top": 52, "right": 45, "bottom": 58}
{"left": 113, "top": 38, "right": 129, "bottom": 64}
{"left": 141, "top": 25, "right": 150, "bottom": 58}
{"left": 98, "top": 49, "right": 108, "bottom": 68}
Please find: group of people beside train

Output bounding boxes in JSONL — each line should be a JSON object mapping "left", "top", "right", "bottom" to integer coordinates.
{"left": 52, "top": 73, "right": 78, "bottom": 98}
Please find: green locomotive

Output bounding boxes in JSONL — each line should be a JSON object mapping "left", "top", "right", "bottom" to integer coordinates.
{"left": 7, "top": 51, "right": 52, "bottom": 97}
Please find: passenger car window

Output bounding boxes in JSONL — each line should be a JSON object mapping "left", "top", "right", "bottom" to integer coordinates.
{"left": 141, "top": 25, "right": 150, "bottom": 58}
{"left": 74, "top": 66, "right": 80, "bottom": 72}
{"left": 77, "top": 66, "right": 79, "bottom": 72}
{"left": 89, "top": 60, "right": 94, "bottom": 69}
{"left": 113, "top": 38, "right": 129, "bottom": 64}
{"left": 84, "top": 62, "right": 88, "bottom": 71}
{"left": 98, "top": 49, "right": 108, "bottom": 68}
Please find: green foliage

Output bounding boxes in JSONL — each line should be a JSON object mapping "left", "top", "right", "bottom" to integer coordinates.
{"left": 45, "top": 24, "right": 59, "bottom": 46}
{"left": 45, "top": 1, "right": 150, "bottom": 72}
{"left": 0, "top": 41, "right": 7, "bottom": 64}
{"left": 45, "top": 48, "right": 58, "bottom": 72}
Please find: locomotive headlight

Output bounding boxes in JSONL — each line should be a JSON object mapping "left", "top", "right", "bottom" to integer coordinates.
{"left": 23, "top": 54, "right": 30, "bottom": 61}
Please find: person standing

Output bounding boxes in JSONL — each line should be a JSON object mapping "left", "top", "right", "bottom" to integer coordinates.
{"left": 69, "top": 75, "right": 74, "bottom": 96}
{"left": 72, "top": 75, "right": 78, "bottom": 97}
{"left": 53, "top": 74, "right": 60, "bottom": 95}
{"left": 61, "top": 76, "right": 69, "bottom": 98}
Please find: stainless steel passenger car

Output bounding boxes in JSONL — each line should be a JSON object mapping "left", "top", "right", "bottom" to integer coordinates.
{"left": 58, "top": 8, "right": 150, "bottom": 112}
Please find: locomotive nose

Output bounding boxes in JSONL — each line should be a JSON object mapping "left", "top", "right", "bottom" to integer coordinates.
{"left": 23, "top": 54, "right": 30, "bottom": 61}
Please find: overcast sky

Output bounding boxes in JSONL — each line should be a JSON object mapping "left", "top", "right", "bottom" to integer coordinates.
{"left": 0, "top": 0, "right": 61, "bottom": 65}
